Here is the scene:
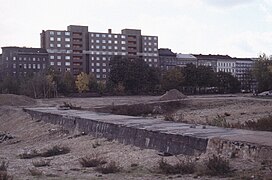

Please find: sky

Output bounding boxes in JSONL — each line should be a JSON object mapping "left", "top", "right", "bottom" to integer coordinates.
{"left": 0, "top": 0, "right": 272, "bottom": 58}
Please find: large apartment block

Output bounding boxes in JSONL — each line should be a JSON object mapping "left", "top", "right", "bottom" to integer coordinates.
{"left": 0, "top": 47, "right": 48, "bottom": 78}
{"left": 41, "top": 25, "right": 159, "bottom": 79}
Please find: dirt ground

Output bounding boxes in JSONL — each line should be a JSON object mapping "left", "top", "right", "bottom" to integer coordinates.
{"left": 0, "top": 94, "right": 272, "bottom": 179}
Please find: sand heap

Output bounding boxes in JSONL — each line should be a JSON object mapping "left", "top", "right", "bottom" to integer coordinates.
{"left": 159, "top": 89, "right": 186, "bottom": 101}
{"left": 0, "top": 94, "right": 36, "bottom": 106}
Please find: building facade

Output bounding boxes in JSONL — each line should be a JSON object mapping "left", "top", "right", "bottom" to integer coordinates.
{"left": 0, "top": 47, "right": 48, "bottom": 78}
{"left": 41, "top": 25, "right": 159, "bottom": 79}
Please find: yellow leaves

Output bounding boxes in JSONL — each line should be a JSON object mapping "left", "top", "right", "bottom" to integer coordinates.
{"left": 75, "top": 72, "right": 90, "bottom": 93}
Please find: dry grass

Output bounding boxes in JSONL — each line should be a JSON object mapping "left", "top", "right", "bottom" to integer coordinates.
{"left": 28, "top": 168, "right": 43, "bottom": 176}
{"left": 79, "top": 154, "right": 106, "bottom": 167}
{"left": 0, "top": 161, "right": 12, "bottom": 180}
{"left": 32, "top": 159, "right": 50, "bottom": 167}
{"left": 204, "top": 155, "right": 231, "bottom": 176}
{"left": 41, "top": 146, "right": 70, "bottom": 157}
{"left": 158, "top": 158, "right": 196, "bottom": 175}
{"left": 95, "top": 161, "right": 121, "bottom": 174}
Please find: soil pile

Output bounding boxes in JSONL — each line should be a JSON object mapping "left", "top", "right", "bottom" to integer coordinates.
{"left": 0, "top": 94, "right": 36, "bottom": 106}
{"left": 159, "top": 89, "right": 186, "bottom": 101}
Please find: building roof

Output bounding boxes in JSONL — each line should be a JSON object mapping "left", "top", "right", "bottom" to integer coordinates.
{"left": 158, "top": 48, "right": 176, "bottom": 57}
{"left": 193, "top": 54, "right": 232, "bottom": 60}
{"left": 176, "top": 53, "right": 197, "bottom": 59}
{"left": 1, "top": 46, "right": 48, "bottom": 54}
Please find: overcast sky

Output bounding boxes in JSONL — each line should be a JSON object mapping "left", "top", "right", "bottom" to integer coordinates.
{"left": 0, "top": 0, "right": 271, "bottom": 58}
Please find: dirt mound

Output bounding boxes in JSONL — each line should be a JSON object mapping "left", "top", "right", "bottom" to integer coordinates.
{"left": 159, "top": 89, "right": 186, "bottom": 101}
{"left": 0, "top": 94, "right": 36, "bottom": 106}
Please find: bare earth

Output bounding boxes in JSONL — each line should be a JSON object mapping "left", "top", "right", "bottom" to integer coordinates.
{"left": 0, "top": 94, "right": 272, "bottom": 179}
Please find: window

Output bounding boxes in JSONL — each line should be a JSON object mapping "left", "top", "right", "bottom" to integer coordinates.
{"left": 50, "top": 31, "right": 54, "bottom": 35}
{"left": 96, "top": 63, "right": 100, "bottom": 66}
{"left": 50, "top": 44, "right": 54, "bottom": 47}
{"left": 121, "top": 52, "right": 126, "bottom": 55}
{"left": 91, "top": 57, "right": 94, "bottom": 60}
{"left": 102, "top": 34, "right": 106, "bottom": 38}
{"left": 96, "top": 74, "right": 100, "bottom": 78}
{"left": 103, "top": 74, "right": 106, "bottom": 78}
{"left": 102, "top": 69, "right": 106, "bottom": 72}
{"left": 65, "top": 38, "right": 70, "bottom": 42}
{"left": 28, "top": 64, "right": 31, "bottom": 68}
{"left": 148, "top": 37, "right": 152, "bottom": 40}
{"left": 33, "top": 57, "right": 36, "bottom": 61}
{"left": 57, "top": 44, "right": 61, "bottom": 47}
{"left": 24, "top": 64, "right": 27, "bottom": 69}
{"left": 96, "top": 40, "right": 100, "bottom": 43}
{"left": 13, "top": 64, "right": 16, "bottom": 68}
{"left": 114, "top": 35, "right": 118, "bottom": 38}
{"left": 57, "top": 62, "right": 61, "bottom": 66}
{"left": 154, "top": 48, "right": 157, "bottom": 51}
{"left": 114, "top": 46, "right": 118, "bottom": 50}
{"left": 102, "top": 46, "right": 106, "bottom": 49}
{"left": 6, "top": 57, "right": 8, "bottom": 61}
{"left": 50, "top": 37, "right": 54, "bottom": 41}
{"left": 33, "top": 64, "right": 36, "bottom": 69}
{"left": 108, "top": 40, "right": 112, "bottom": 43}
{"left": 91, "top": 33, "right": 94, "bottom": 37}
{"left": 57, "top": 37, "right": 61, "bottom": 41}
{"left": 102, "top": 63, "right": 106, "bottom": 66}
{"left": 50, "top": 56, "right": 54, "bottom": 59}
{"left": 154, "top": 37, "right": 157, "bottom": 40}
{"left": 65, "top": 62, "right": 70, "bottom": 66}
{"left": 19, "top": 57, "right": 22, "bottom": 61}
{"left": 121, "top": 41, "right": 126, "bottom": 44}
{"left": 121, "top": 35, "right": 125, "bottom": 39}
{"left": 114, "top": 40, "right": 118, "bottom": 44}
{"left": 13, "top": 57, "right": 16, "bottom": 60}
{"left": 91, "top": 45, "right": 94, "bottom": 49}
{"left": 91, "top": 69, "right": 94, "bottom": 72}
{"left": 96, "top": 69, "right": 100, "bottom": 72}
{"left": 24, "top": 57, "right": 26, "bottom": 61}
{"left": 50, "top": 62, "right": 54, "bottom": 66}
{"left": 91, "top": 63, "right": 94, "bottom": 66}
{"left": 65, "top": 44, "right": 70, "bottom": 48}
{"left": 102, "top": 40, "right": 106, "bottom": 43}
{"left": 102, "top": 57, "right": 106, "bottom": 61}
{"left": 96, "top": 34, "right": 100, "bottom": 37}
{"left": 65, "top": 56, "right": 70, "bottom": 60}
{"left": 96, "top": 57, "right": 100, "bottom": 60}
{"left": 65, "top": 32, "right": 70, "bottom": 36}
{"left": 108, "top": 34, "right": 112, "bottom": 38}
{"left": 43, "top": 64, "right": 46, "bottom": 69}
{"left": 57, "top": 56, "right": 61, "bottom": 60}
{"left": 108, "top": 46, "right": 112, "bottom": 49}
{"left": 57, "top": 32, "right": 61, "bottom": 35}
{"left": 96, "top": 45, "right": 100, "bottom": 49}
{"left": 37, "top": 64, "right": 41, "bottom": 69}
{"left": 114, "top": 52, "right": 118, "bottom": 55}
{"left": 154, "top": 59, "right": 158, "bottom": 62}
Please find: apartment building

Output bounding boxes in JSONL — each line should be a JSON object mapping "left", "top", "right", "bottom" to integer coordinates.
{"left": 0, "top": 47, "right": 48, "bottom": 78}
{"left": 41, "top": 25, "right": 159, "bottom": 79}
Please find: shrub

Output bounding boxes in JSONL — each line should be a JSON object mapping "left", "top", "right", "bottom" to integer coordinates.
{"left": 164, "top": 113, "right": 175, "bottom": 121}
{"left": 0, "top": 161, "right": 11, "bottom": 180}
{"left": 32, "top": 159, "right": 50, "bottom": 167}
{"left": 245, "top": 116, "right": 272, "bottom": 132}
{"left": 41, "top": 146, "right": 70, "bottom": 157}
{"left": 60, "top": 102, "right": 82, "bottom": 110}
{"left": 205, "top": 155, "right": 231, "bottom": 176}
{"left": 28, "top": 168, "right": 43, "bottom": 176}
{"left": 95, "top": 161, "right": 121, "bottom": 174}
{"left": 79, "top": 154, "right": 106, "bottom": 167}
{"left": 158, "top": 158, "right": 195, "bottom": 175}
{"left": 207, "top": 115, "right": 229, "bottom": 128}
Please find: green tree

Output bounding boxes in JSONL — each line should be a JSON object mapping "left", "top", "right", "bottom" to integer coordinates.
{"left": 252, "top": 53, "right": 272, "bottom": 92}
{"left": 75, "top": 72, "right": 90, "bottom": 93}
{"left": 161, "top": 67, "right": 184, "bottom": 91}
{"left": 58, "top": 71, "right": 76, "bottom": 95}
{"left": 216, "top": 71, "right": 241, "bottom": 93}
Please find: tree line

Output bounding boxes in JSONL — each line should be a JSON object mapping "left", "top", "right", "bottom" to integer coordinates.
{"left": 0, "top": 54, "right": 270, "bottom": 98}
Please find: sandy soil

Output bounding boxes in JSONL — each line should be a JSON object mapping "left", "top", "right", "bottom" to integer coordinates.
{"left": 0, "top": 94, "right": 272, "bottom": 179}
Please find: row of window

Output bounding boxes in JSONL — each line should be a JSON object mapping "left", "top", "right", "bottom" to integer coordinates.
{"left": 6, "top": 57, "right": 46, "bottom": 61}
{"left": 12, "top": 63, "right": 46, "bottom": 69}
{"left": 90, "top": 33, "right": 125, "bottom": 39}
{"left": 144, "top": 47, "right": 157, "bottom": 52}
{"left": 88, "top": 51, "right": 127, "bottom": 56}
{"left": 50, "top": 31, "right": 70, "bottom": 36}
{"left": 90, "top": 57, "right": 110, "bottom": 61}
{"left": 143, "top": 36, "right": 157, "bottom": 41}
{"left": 143, "top": 42, "right": 157, "bottom": 46}
{"left": 50, "top": 55, "right": 70, "bottom": 60}
{"left": 90, "top": 62, "right": 107, "bottom": 67}
{"left": 218, "top": 62, "right": 235, "bottom": 67}
{"left": 90, "top": 68, "right": 108, "bottom": 73}
{"left": 50, "top": 62, "right": 70, "bottom": 66}
{"left": 50, "top": 37, "right": 71, "bottom": 42}
{"left": 218, "top": 68, "right": 235, "bottom": 73}
{"left": 50, "top": 43, "right": 71, "bottom": 48}
{"left": 144, "top": 58, "right": 158, "bottom": 63}
{"left": 90, "top": 45, "right": 126, "bottom": 50}
{"left": 90, "top": 39, "right": 126, "bottom": 44}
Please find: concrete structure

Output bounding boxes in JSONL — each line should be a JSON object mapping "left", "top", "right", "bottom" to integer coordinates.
{"left": 41, "top": 25, "right": 159, "bottom": 79}
{"left": 0, "top": 47, "right": 48, "bottom": 78}
{"left": 25, "top": 107, "right": 272, "bottom": 160}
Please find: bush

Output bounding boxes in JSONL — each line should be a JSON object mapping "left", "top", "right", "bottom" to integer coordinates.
{"left": 207, "top": 115, "right": 229, "bottom": 128}
{"left": 32, "top": 159, "right": 50, "bottom": 167}
{"left": 79, "top": 154, "right": 106, "bottom": 167}
{"left": 95, "top": 161, "right": 121, "bottom": 174}
{"left": 158, "top": 158, "right": 195, "bottom": 175}
{"left": 41, "top": 146, "right": 70, "bottom": 157}
{"left": 205, "top": 155, "right": 231, "bottom": 176}
{"left": 245, "top": 116, "right": 272, "bottom": 132}
{"left": 0, "top": 161, "right": 11, "bottom": 180}
{"left": 28, "top": 168, "right": 43, "bottom": 176}
{"left": 18, "top": 149, "right": 39, "bottom": 159}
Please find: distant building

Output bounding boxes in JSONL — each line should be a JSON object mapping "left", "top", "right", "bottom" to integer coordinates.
{"left": 158, "top": 48, "right": 177, "bottom": 70}
{"left": 0, "top": 47, "right": 48, "bottom": 78}
{"left": 41, "top": 25, "right": 159, "bottom": 79}
{"left": 176, "top": 53, "right": 197, "bottom": 67}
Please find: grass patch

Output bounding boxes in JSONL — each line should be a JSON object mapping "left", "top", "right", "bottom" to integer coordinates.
{"left": 95, "top": 161, "right": 121, "bottom": 174}
{"left": 207, "top": 115, "right": 230, "bottom": 128}
{"left": 32, "top": 159, "right": 50, "bottom": 167}
{"left": 244, "top": 115, "right": 272, "bottom": 132}
{"left": 158, "top": 158, "right": 195, "bottom": 175}
{"left": 79, "top": 154, "right": 107, "bottom": 167}
{"left": 41, "top": 146, "right": 70, "bottom": 157}
{"left": 205, "top": 155, "right": 231, "bottom": 176}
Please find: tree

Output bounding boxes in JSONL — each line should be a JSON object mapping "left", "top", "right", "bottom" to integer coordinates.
{"left": 216, "top": 71, "right": 240, "bottom": 93}
{"left": 108, "top": 56, "right": 160, "bottom": 94}
{"left": 75, "top": 72, "right": 90, "bottom": 93}
{"left": 252, "top": 53, "right": 272, "bottom": 92}
{"left": 161, "top": 67, "right": 184, "bottom": 91}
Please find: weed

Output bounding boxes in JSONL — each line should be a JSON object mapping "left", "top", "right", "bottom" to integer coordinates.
{"left": 244, "top": 115, "right": 272, "bottom": 132}
{"left": 164, "top": 114, "right": 175, "bottom": 121}
{"left": 41, "top": 146, "right": 70, "bottom": 157}
{"left": 79, "top": 154, "right": 107, "bottom": 167}
{"left": 207, "top": 115, "right": 229, "bottom": 128}
{"left": 32, "top": 159, "right": 50, "bottom": 167}
{"left": 205, "top": 155, "right": 231, "bottom": 176}
{"left": 158, "top": 158, "right": 195, "bottom": 175}
{"left": 28, "top": 168, "right": 43, "bottom": 176}
{"left": 95, "top": 161, "right": 121, "bottom": 174}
